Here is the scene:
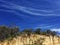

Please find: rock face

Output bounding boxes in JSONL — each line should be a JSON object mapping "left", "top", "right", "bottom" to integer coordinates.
{"left": 0, "top": 34, "right": 60, "bottom": 45}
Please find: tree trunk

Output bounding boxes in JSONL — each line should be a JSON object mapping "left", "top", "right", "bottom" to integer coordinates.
{"left": 52, "top": 36, "right": 54, "bottom": 45}
{"left": 58, "top": 37, "right": 60, "bottom": 45}
{"left": 49, "top": 36, "right": 51, "bottom": 45}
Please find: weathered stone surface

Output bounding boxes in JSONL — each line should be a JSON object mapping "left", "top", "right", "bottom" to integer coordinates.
{"left": 0, "top": 34, "right": 60, "bottom": 45}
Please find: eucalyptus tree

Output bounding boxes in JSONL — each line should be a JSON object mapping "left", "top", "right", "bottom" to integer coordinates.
{"left": 22, "top": 28, "right": 33, "bottom": 45}
{"left": 22, "top": 28, "right": 33, "bottom": 36}
{"left": 0, "top": 26, "right": 9, "bottom": 41}
{"left": 51, "top": 31, "right": 56, "bottom": 45}
{"left": 0, "top": 25, "right": 20, "bottom": 42}
{"left": 46, "top": 30, "right": 52, "bottom": 36}
{"left": 46, "top": 30, "right": 53, "bottom": 45}
{"left": 34, "top": 28, "right": 41, "bottom": 34}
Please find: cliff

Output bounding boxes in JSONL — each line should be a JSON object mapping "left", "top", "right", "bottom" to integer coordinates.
{"left": 0, "top": 34, "right": 60, "bottom": 45}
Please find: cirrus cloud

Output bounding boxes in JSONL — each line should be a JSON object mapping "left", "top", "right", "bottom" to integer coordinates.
{"left": 0, "top": 0, "right": 60, "bottom": 16}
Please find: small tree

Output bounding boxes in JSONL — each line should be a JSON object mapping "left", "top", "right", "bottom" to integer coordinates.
{"left": 22, "top": 28, "right": 33, "bottom": 45}
{"left": 34, "top": 28, "right": 41, "bottom": 34}
{"left": 22, "top": 28, "right": 33, "bottom": 36}
{"left": 51, "top": 31, "right": 56, "bottom": 45}
{"left": 0, "top": 25, "right": 20, "bottom": 42}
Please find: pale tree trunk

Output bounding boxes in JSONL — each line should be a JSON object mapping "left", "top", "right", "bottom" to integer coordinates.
{"left": 52, "top": 36, "right": 54, "bottom": 45}
{"left": 49, "top": 36, "right": 51, "bottom": 45}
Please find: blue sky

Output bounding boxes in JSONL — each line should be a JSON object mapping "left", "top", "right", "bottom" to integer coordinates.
{"left": 0, "top": 0, "right": 60, "bottom": 33}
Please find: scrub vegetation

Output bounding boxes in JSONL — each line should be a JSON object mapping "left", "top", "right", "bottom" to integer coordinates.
{"left": 0, "top": 25, "right": 58, "bottom": 45}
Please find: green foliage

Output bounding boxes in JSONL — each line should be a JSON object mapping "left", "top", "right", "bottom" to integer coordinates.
{"left": 41, "top": 31, "right": 46, "bottom": 35}
{"left": 0, "top": 25, "right": 57, "bottom": 42}
{"left": 51, "top": 31, "right": 57, "bottom": 36}
{"left": 0, "top": 26, "right": 20, "bottom": 42}
{"left": 34, "top": 28, "right": 41, "bottom": 34}
{"left": 22, "top": 28, "right": 33, "bottom": 36}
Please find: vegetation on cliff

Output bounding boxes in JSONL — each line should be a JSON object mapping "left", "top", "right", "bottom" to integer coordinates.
{"left": 0, "top": 25, "right": 20, "bottom": 42}
{"left": 0, "top": 25, "right": 58, "bottom": 45}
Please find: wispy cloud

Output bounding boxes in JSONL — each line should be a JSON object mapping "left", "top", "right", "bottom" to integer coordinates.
{"left": 0, "top": 0, "right": 60, "bottom": 16}
{"left": 0, "top": 0, "right": 60, "bottom": 33}
{"left": 35, "top": 23, "right": 60, "bottom": 30}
